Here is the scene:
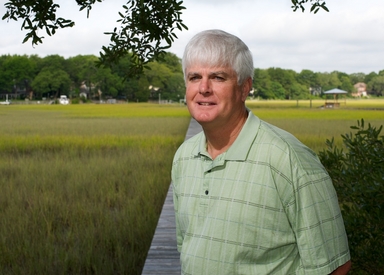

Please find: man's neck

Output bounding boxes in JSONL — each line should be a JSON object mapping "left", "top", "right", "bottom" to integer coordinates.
{"left": 203, "top": 110, "right": 248, "bottom": 160}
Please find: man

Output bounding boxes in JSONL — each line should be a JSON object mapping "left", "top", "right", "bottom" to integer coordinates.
{"left": 171, "top": 29, "right": 351, "bottom": 274}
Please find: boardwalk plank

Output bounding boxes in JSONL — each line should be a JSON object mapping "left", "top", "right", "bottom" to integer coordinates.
{"left": 141, "top": 118, "right": 202, "bottom": 275}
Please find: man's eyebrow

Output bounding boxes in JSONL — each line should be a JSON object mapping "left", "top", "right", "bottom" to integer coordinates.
{"left": 210, "top": 71, "right": 228, "bottom": 76}
{"left": 187, "top": 72, "right": 199, "bottom": 76}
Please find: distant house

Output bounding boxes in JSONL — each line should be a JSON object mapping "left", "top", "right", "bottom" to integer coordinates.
{"left": 352, "top": 82, "right": 367, "bottom": 97}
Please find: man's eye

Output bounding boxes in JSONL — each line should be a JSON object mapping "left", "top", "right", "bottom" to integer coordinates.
{"left": 189, "top": 76, "right": 199, "bottom": 81}
{"left": 214, "top": 76, "right": 225, "bottom": 81}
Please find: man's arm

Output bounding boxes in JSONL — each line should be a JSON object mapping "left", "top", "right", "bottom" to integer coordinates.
{"left": 330, "top": 260, "right": 351, "bottom": 275}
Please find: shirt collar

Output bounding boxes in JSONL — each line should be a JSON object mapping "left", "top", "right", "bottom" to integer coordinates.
{"left": 226, "top": 110, "right": 260, "bottom": 160}
{"left": 193, "top": 109, "right": 261, "bottom": 161}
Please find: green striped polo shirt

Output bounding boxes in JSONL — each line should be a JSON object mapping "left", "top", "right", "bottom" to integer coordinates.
{"left": 172, "top": 111, "right": 350, "bottom": 275}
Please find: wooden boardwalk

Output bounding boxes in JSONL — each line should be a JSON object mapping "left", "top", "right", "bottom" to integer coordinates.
{"left": 141, "top": 118, "right": 202, "bottom": 275}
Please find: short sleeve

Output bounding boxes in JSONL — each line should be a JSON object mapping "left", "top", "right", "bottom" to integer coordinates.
{"left": 286, "top": 169, "right": 350, "bottom": 274}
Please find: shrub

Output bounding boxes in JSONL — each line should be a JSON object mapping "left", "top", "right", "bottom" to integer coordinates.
{"left": 318, "top": 119, "right": 384, "bottom": 274}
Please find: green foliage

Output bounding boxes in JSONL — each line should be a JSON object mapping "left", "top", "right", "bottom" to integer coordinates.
{"left": 291, "top": 0, "right": 329, "bottom": 13}
{"left": 340, "top": 75, "right": 354, "bottom": 93}
{"left": 99, "top": 0, "right": 187, "bottom": 76}
{"left": 270, "top": 81, "right": 286, "bottom": 99}
{"left": 31, "top": 68, "right": 71, "bottom": 99}
{"left": 253, "top": 68, "right": 272, "bottom": 99}
{"left": 290, "top": 82, "right": 309, "bottom": 99}
{"left": 317, "top": 71, "right": 343, "bottom": 93}
{"left": 349, "top": 73, "right": 366, "bottom": 85}
{"left": 2, "top": 0, "right": 187, "bottom": 76}
{"left": 368, "top": 74, "right": 384, "bottom": 96}
{"left": 2, "top": 0, "right": 75, "bottom": 45}
{"left": 318, "top": 119, "right": 384, "bottom": 274}
{"left": 297, "top": 69, "right": 319, "bottom": 87}
{"left": 0, "top": 54, "right": 36, "bottom": 93}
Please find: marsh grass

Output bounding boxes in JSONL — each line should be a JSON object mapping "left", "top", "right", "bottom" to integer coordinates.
{"left": 0, "top": 105, "right": 189, "bottom": 274}
{"left": 246, "top": 101, "right": 384, "bottom": 152}
{"left": 0, "top": 102, "right": 383, "bottom": 274}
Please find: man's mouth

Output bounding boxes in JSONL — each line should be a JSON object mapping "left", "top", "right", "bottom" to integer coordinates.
{"left": 198, "top": 102, "right": 215, "bottom": 106}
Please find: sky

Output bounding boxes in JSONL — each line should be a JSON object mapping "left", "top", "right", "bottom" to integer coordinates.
{"left": 1, "top": 0, "right": 383, "bottom": 74}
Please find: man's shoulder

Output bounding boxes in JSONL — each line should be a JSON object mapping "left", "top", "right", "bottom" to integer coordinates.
{"left": 257, "top": 120, "right": 311, "bottom": 153}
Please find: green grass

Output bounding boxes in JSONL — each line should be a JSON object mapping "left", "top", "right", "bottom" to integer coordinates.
{"left": 0, "top": 101, "right": 383, "bottom": 274}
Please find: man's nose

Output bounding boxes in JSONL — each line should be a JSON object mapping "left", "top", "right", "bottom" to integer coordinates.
{"left": 199, "top": 79, "right": 211, "bottom": 95}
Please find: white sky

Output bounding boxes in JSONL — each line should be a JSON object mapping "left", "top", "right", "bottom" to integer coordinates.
{"left": 1, "top": 0, "right": 383, "bottom": 74}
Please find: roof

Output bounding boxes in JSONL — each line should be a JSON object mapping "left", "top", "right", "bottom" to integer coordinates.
{"left": 323, "top": 88, "right": 348, "bottom": 94}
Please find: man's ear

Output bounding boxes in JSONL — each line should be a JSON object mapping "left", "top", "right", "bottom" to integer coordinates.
{"left": 241, "top": 77, "right": 253, "bottom": 101}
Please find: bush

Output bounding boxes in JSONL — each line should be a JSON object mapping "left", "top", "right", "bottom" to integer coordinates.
{"left": 318, "top": 119, "right": 384, "bottom": 274}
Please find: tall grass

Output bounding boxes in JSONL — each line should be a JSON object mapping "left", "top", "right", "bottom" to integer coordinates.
{"left": 0, "top": 105, "right": 189, "bottom": 274}
{"left": 246, "top": 101, "right": 384, "bottom": 152}
{"left": 0, "top": 148, "right": 174, "bottom": 274}
{"left": 0, "top": 102, "right": 383, "bottom": 274}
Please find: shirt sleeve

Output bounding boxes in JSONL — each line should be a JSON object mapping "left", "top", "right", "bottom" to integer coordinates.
{"left": 285, "top": 164, "right": 350, "bottom": 274}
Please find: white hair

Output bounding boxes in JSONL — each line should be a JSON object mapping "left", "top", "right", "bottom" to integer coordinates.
{"left": 182, "top": 29, "right": 254, "bottom": 85}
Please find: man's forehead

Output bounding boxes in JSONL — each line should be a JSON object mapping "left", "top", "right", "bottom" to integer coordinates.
{"left": 186, "top": 64, "right": 236, "bottom": 75}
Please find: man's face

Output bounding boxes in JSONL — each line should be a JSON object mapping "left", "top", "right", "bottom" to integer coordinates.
{"left": 185, "top": 64, "right": 249, "bottom": 129}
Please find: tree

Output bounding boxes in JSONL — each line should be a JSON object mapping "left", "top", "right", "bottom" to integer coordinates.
{"left": 38, "top": 54, "right": 66, "bottom": 71}
{"left": 339, "top": 75, "right": 354, "bottom": 93}
{"left": 253, "top": 69, "right": 272, "bottom": 99}
{"left": 164, "top": 72, "right": 185, "bottom": 101}
{"left": 368, "top": 75, "right": 384, "bottom": 96}
{"left": 156, "top": 52, "right": 184, "bottom": 101}
{"left": 349, "top": 72, "right": 366, "bottom": 84}
{"left": 0, "top": 54, "right": 37, "bottom": 97}
{"left": 270, "top": 81, "right": 286, "bottom": 99}
{"left": 32, "top": 68, "right": 71, "bottom": 99}
{"left": 157, "top": 52, "right": 182, "bottom": 73}
{"left": 134, "top": 76, "right": 151, "bottom": 102}
{"left": 66, "top": 55, "right": 94, "bottom": 90}
{"left": 290, "top": 82, "right": 309, "bottom": 100}
{"left": 74, "top": 55, "right": 100, "bottom": 99}
{"left": 297, "top": 69, "right": 316, "bottom": 87}
{"left": 2, "top": 1, "right": 328, "bottom": 76}
{"left": 267, "top": 67, "right": 297, "bottom": 99}
{"left": 317, "top": 71, "right": 342, "bottom": 93}
{"left": 364, "top": 71, "right": 377, "bottom": 85}
{"left": 297, "top": 69, "right": 321, "bottom": 95}
{"left": 94, "top": 66, "right": 124, "bottom": 99}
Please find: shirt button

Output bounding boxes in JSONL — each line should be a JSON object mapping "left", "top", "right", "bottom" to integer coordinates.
{"left": 205, "top": 190, "right": 209, "bottom": 195}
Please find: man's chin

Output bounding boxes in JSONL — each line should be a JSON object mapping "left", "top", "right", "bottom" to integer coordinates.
{"left": 193, "top": 116, "right": 216, "bottom": 127}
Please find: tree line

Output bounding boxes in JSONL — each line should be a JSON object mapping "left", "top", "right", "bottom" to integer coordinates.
{"left": 254, "top": 68, "right": 384, "bottom": 99}
{"left": 1, "top": 52, "right": 383, "bottom": 102}
{"left": 0, "top": 53, "right": 185, "bottom": 102}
